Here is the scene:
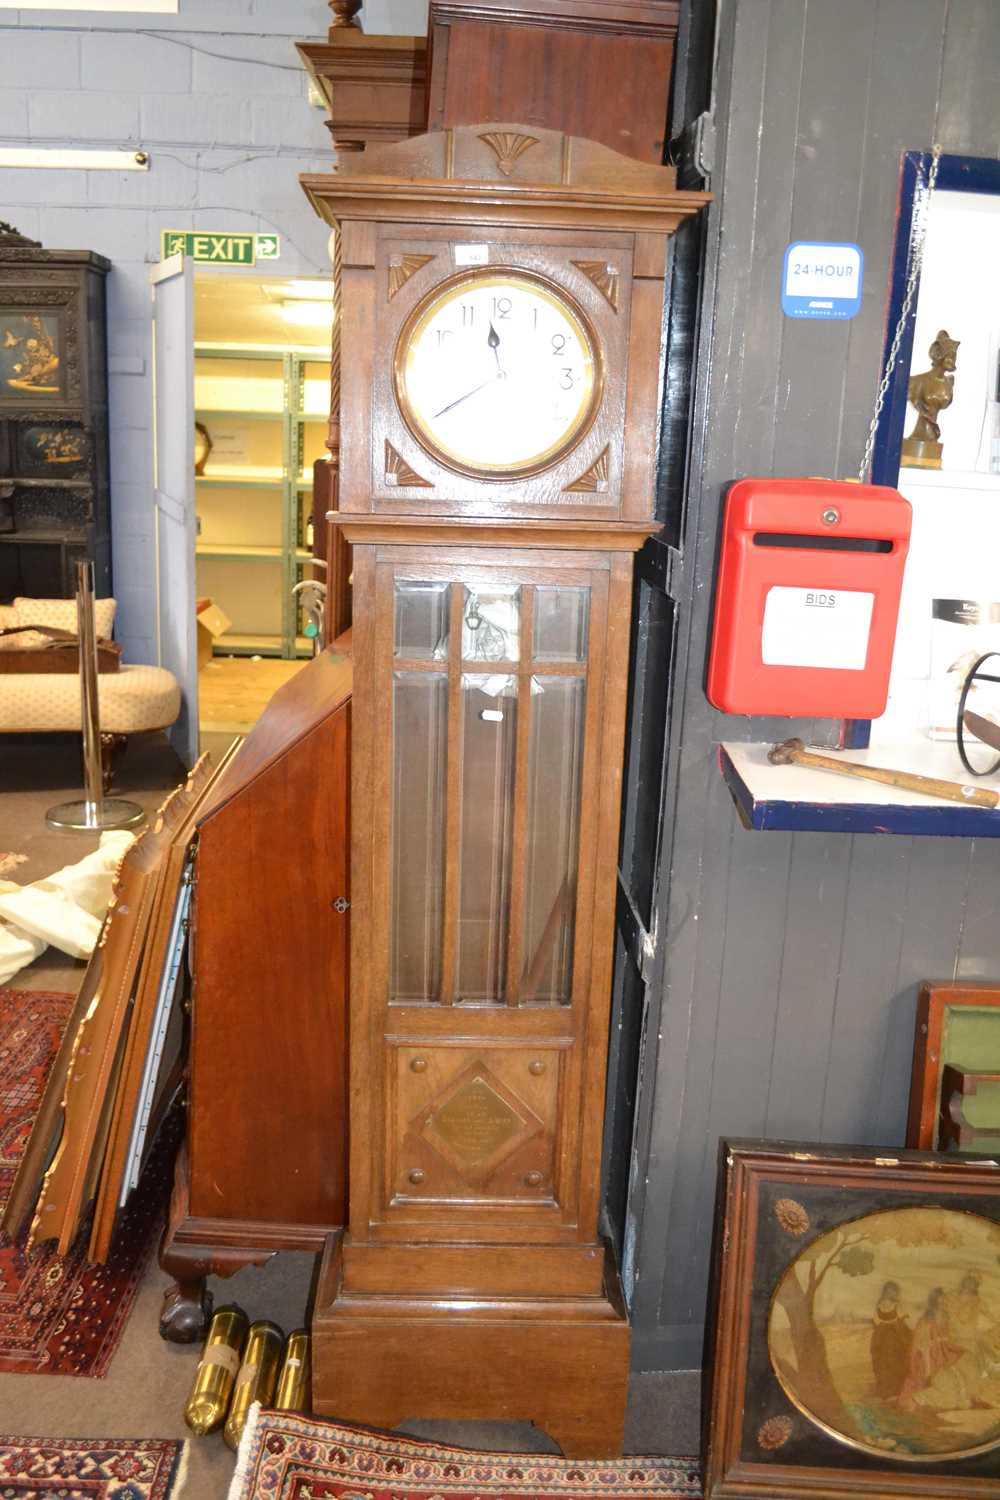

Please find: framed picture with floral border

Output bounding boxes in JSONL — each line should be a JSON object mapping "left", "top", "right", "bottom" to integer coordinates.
{"left": 704, "top": 1140, "right": 1000, "bottom": 1499}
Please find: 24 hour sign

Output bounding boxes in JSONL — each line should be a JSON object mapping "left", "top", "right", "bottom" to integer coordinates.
{"left": 781, "top": 241, "right": 864, "bottom": 319}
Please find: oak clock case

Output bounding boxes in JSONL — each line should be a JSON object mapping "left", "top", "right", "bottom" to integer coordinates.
{"left": 365, "top": 234, "right": 632, "bottom": 516}
{"left": 302, "top": 124, "right": 706, "bottom": 1457}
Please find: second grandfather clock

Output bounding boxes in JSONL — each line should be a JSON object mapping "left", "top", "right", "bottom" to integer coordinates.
{"left": 303, "top": 124, "right": 705, "bottom": 1456}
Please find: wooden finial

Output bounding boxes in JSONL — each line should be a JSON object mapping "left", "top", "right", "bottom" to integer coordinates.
{"left": 328, "top": 0, "right": 362, "bottom": 32}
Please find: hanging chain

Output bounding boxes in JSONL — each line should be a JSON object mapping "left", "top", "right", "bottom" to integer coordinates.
{"left": 858, "top": 144, "right": 942, "bottom": 482}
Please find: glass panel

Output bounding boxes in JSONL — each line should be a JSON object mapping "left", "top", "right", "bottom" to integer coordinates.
{"left": 533, "top": 587, "right": 589, "bottom": 662}
{"left": 394, "top": 580, "right": 449, "bottom": 660}
{"left": 522, "top": 676, "right": 586, "bottom": 1004}
{"left": 462, "top": 584, "right": 520, "bottom": 662}
{"left": 457, "top": 674, "right": 517, "bottom": 1002}
{"left": 391, "top": 671, "right": 447, "bottom": 1001}
{"left": 620, "top": 581, "right": 676, "bottom": 929}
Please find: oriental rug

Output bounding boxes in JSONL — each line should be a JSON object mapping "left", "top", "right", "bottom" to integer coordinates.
{"left": 0, "top": 1435, "right": 184, "bottom": 1500}
{"left": 0, "top": 987, "right": 168, "bottom": 1376}
{"left": 229, "top": 1408, "right": 703, "bottom": 1500}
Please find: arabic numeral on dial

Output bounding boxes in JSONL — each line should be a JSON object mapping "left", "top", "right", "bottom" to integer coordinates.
{"left": 461, "top": 304, "right": 475, "bottom": 326}
{"left": 551, "top": 333, "right": 566, "bottom": 355}
{"left": 492, "top": 296, "right": 512, "bottom": 319}
{"left": 560, "top": 367, "right": 575, "bottom": 390}
{"left": 436, "top": 329, "right": 453, "bottom": 345}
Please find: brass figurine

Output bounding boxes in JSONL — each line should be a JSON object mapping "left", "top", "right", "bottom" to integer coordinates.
{"left": 223, "top": 1320, "right": 284, "bottom": 1451}
{"left": 183, "top": 1304, "right": 249, "bottom": 1436}
{"left": 901, "top": 329, "right": 959, "bottom": 469}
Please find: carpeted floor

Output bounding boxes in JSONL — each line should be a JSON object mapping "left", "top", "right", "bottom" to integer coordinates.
{"left": 231, "top": 1411, "right": 703, "bottom": 1500}
{"left": 0, "top": 987, "right": 173, "bottom": 1376}
{"left": 0, "top": 729, "right": 702, "bottom": 1500}
{"left": 0, "top": 1434, "right": 185, "bottom": 1500}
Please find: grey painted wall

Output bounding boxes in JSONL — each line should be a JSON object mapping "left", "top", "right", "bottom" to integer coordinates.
{"left": 0, "top": 1, "right": 338, "bottom": 663}
{"left": 627, "top": 0, "right": 1000, "bottom": 1373}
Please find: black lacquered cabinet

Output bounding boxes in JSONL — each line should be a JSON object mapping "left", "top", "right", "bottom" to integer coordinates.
{"left": 0, "top": 225, "right": 111, "bottom": 600}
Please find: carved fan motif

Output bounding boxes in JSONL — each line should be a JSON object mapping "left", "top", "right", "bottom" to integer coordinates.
{"left": 565, "top": 447, "right": 610, "bottom": 493}
{"left": 571, "top": 259, "right": 620, "bottom": 312}
{"left": 388, "top": 253, "right": 434, "bottom": 300}
{"left": 477, "top": 131, "right": 540, "bottom": 177}
{"left": 384, "top": 440, "right": 432, "bottom": 488}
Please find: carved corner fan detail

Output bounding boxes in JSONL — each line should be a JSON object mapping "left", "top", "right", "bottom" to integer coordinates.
{"left": 388, "top": 253, "right": 434, "bottom": 299}
{"left": 566, "top": 447, "right": 610, "bottom": 493}
{"left": 478, "top": 131, "right": 540, "bottom": 176}
{"left": 571, "top": 259, "right": 620, "bottom": 312}
{"left": 384, "top": 440, "right": 433, "bottom": 488}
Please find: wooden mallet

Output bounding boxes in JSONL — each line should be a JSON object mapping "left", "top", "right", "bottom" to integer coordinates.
{"left": 767, "top": 737, "right": 999, "bottom": 808}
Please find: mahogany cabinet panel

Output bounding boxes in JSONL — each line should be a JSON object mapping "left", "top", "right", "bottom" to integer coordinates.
{"left": 427, "top": 5, "right": 678, "bottom": 164}
{"left": 189, "top": 697, "right": 350, "bottom": 1232}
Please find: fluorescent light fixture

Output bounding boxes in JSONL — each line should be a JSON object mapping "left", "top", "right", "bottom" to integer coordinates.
{"left": 0, "top": 1, "right": 176, "bottom": 9}
{"left": 281, "top": 300, "right": 334, "bottom": 329}
{"left": 0, "top": 148, "right": 149, "bottom": 171}
{"left": 266, "top": 280, "right": 333, "bottom": 303}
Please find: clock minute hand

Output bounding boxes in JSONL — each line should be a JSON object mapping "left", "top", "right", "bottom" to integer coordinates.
{"left": 432, "top": 371, "right": 498, "bottom": 420}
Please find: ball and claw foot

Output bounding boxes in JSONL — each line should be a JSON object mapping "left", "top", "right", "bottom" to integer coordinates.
{"left": 159, "top": 1279, "right": 214, "bottom": 1344}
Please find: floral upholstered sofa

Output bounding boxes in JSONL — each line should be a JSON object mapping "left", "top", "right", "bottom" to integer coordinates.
{"left": 0, "top": 597, "right": 180, "bottom": 784}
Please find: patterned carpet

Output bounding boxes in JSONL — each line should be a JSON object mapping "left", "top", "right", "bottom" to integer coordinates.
{"left": 229, "top": 1410, "right": 703, "bottom": 1500}
{"left": 0, "top": 1434, "right": 184, "bottom": 1500}
{"left": 0, "top": 986, "right": 169, "bottom": 1376}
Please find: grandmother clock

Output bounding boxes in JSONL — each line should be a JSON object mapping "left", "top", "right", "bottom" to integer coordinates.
{"left": 302, "top": 125, "right": 706, "bottom": 1457}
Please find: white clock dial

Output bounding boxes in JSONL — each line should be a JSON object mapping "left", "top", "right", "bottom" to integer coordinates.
{"left": 394, "top": 270, "right": 601, "bottom": 477}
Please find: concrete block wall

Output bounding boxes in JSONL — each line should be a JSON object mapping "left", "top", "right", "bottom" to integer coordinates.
{"left": 0, "top": 1, "right": 347, "bottom": 663}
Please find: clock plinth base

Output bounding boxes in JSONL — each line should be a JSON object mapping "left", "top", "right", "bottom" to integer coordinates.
{"left": 311, "top": 1233, "right": 630, "bottom": 1458}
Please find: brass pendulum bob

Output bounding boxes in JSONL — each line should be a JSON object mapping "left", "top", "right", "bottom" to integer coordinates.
{"left": 223, "top": 1320, "right": 284, "bottom": 1451}
{"left": 184, "top": 1305, "right": 250, "bottom": 1436}
{"left": 273, "top": 1329, "right": 311, "bottom": 1415}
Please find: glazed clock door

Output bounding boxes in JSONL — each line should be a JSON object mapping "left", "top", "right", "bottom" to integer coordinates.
{"left": 356, "top": 545, "right": 619, "bottom": 1237}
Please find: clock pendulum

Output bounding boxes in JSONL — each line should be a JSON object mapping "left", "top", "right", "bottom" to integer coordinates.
{"left": 302, "top": 123, "right": 707, "bottom": 1457}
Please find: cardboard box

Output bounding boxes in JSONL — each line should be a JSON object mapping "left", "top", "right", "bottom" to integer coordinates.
{"left": 196, "top": 597, "right": 232, "bottom": 669}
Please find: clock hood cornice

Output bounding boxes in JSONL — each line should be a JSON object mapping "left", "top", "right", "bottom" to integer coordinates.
{"left": 301, "top": 122, "right": 709, "bottom": 235}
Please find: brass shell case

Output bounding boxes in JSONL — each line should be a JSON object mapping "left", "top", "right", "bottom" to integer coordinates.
{"left": 223, "top": 1320, "right": 284, "bottom": 1451}
{"left": 184, "top": 1305, "right": 249, "bottom": 1437}
{"left": 274, "top": 1328, "right": 311, "bottom": 1414}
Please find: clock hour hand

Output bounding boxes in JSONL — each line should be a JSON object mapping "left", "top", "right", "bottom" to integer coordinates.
{"left": 488, "top": 321, "right": 503, "bottom": 374}
{"left": 432, "top": 372, "right": 498, "bottom": 420}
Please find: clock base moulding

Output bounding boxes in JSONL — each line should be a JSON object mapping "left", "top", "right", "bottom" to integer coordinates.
{"left": 312, "top": 1232, "right": 631, "bottom": 1459}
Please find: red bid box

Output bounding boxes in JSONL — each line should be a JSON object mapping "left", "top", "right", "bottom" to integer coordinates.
{"left": 707, "top": 477, "right": 912, "bottom": 718}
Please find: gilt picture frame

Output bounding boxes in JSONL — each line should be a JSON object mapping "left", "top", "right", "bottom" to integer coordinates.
{"left": 704, "top": 1140, "right": 1000, "bottom": 1499}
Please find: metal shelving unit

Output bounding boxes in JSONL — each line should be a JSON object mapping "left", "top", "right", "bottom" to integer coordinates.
{"left": 194, "top": 343, "right": 328, "bottom": 659}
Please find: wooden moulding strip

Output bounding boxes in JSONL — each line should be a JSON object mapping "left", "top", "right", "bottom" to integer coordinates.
{"left": 300, "top": 175, "right": 709, "bottom": 237}
{"left": 504, "top": 584, "right": 534, "bottom": 1006}
{"left": 28, "top": 757, "right": 216, "bottom": 1258}
{"left": 88, "top": 739, "right": 243, "bottom": 1263}
{"left": 438, "top": 582, "right": 466, "bottom": 1005}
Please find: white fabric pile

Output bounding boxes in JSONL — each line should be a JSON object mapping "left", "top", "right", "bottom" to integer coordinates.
{"left": 0, "top": 832, "right": 135, "bottom": 985}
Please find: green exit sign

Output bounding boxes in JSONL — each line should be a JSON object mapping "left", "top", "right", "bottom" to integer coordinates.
{"left": 161, "top": 230, "right": 281, "bottom": 265}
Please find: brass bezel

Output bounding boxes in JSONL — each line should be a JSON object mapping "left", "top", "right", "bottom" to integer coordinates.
{"left": 392, "top": 267, "right": 605, "bottom": 481}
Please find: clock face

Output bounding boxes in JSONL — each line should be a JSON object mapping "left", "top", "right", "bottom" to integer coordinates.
{"left": 394, "top": 269, "right": 602, "bottom": 478}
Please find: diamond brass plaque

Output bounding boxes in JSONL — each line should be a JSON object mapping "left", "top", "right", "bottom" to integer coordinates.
{"left": 413, "top": 1060, "right": 546, "bottom": 1186}
{"left": 431, "top": 1077, "right": 522, "bottom": 1161}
